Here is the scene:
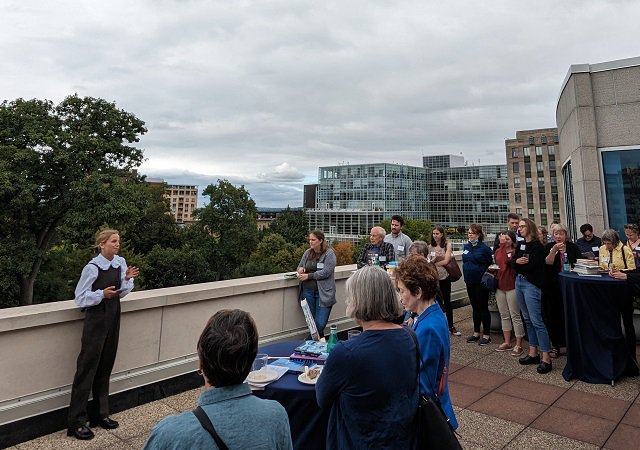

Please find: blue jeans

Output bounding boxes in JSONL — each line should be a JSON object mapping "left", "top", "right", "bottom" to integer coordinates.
{"left": 515, "top": 275, "right": 551, "bottom": 352}
{"left": 302, "top": 288, "right": 332, "bottom": 337}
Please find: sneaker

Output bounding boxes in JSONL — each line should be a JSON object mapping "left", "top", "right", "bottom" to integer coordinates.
{"left": 466, "top": 335, "right": 480, "bottom": 343}
{"left": 478, "top": 337, "right": 492, "bottom": 346}
{"left": 449, "top": 327, "right": 462, "bottom": 336}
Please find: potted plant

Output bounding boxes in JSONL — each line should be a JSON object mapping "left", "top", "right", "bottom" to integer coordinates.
{"left": 488, "top": 291, "right": 502, "bottom": 332}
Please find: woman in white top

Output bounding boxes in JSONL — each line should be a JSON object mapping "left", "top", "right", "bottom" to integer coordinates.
{"left": 429, "top": 226, "right": 460, "bottom": 336}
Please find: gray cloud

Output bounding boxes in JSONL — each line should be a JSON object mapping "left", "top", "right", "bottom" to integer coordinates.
{"left": 2, "top": 0, "right": 639, "bottom": 206}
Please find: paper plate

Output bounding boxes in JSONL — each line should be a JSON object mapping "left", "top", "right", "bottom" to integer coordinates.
{"left": 298, "top": 372, "right": 320, "bottom": 385}
{"left": 247, "top": 369, "right": 279, "bottom": 384}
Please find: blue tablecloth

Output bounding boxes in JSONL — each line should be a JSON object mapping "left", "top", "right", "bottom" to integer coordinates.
{"left": 560, "top": 272, "right": 635, "bottom": 384}
{"left": 254, "top": 341, "right": 328, "bottom": 450}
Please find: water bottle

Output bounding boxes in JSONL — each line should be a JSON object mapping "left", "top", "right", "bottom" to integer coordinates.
{"left": 326, "top": 324, "right": 338, "bottom": 353}
{"left": 563, "top": 253, "right": 570, "bottom": 272}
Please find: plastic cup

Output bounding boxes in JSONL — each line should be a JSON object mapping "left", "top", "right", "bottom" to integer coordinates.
{"left": 252, "top": 353, "right": 268, "bottom": 372}
{"left": 347, "top": 330, "right": 361, "bottom": 340}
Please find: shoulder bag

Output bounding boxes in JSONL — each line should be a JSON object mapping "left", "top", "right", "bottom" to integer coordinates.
{"left": 443, "top": 257, "right": 462, "bottom": 282}
{"left": 481, "top": 271, "right": 497, "bottom": 292}
{"left": 407, "top": 329, "right": 462, "bottom": 450}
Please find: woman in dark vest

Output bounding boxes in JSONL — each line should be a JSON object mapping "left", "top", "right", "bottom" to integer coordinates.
{"left": 67, "top": 229, "right": 139, "bottom": 440}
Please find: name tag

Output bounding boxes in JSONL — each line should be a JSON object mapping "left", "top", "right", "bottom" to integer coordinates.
{"left": 317, "top": 263, "right": 325, "bottom": 269}
{"left": 520, "top": 244, "right": 526, "bottom": 251}
{"left": 463, "top": 250, "right": 469, "bottom": 255}
{"left": 602, "top": 257, "right": 609, "bottom": 263}
{"left": 592, "top": 246, "right": 599, "bottom": 252}
{"left": 379, "top": 256, "right": 387, "bottom": 262}
{"left": 398, "top": 245, "right": 405, "bottom": 252}
{"left": 430, "top": 251, "right": 436, "bottom": 257}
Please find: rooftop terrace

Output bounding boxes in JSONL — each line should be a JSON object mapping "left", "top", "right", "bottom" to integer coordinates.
{"left": 7, "top": 304, "right": 640, "bottom": 450}
{"left": 2, "top": 257, "right": 639, "bottom": 450}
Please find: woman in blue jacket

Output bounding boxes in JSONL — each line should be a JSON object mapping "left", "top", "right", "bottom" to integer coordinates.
{"left": 462, "top": 224, "right": 494, "bottom": 346}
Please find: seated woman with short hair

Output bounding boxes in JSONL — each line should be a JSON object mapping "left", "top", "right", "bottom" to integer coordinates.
{"left": 143, "top": 310, "right": 293, "bottom": 450}
{"left": 316, "top": 266, "right": 418, "bottom": 450}
{"left": 599, "top": 229, "right": 636, "bottom": 271}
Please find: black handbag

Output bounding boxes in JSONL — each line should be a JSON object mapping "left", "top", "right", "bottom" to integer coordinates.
{"left": 481, "top": 271, "right": 497, "bottom": 293}
{"left": 408, "top": 328, "right": 462, "bottom": 450}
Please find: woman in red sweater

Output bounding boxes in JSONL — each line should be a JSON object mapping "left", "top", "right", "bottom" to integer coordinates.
{"left": 494, "top": 230, "right": 525, "bottom": 356}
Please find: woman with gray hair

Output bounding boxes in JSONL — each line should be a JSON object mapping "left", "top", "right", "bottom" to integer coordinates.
{"left": 599, "top": 229, "right": 636, "bottom": 271}
{"left": 542, "top": 223, "right": 581, "bottom": 358}
{"left": 316, "top": 266, "right": 418, "bottom": 449}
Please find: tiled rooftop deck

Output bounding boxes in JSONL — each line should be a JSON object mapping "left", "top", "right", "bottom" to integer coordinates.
{"left": 10, "top": 305, "right": 640, "bottom": 450}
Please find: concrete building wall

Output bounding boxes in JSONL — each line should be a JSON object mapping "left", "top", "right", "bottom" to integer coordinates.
{"left": 556, "top": 57, "right": 640, "bottom": 235}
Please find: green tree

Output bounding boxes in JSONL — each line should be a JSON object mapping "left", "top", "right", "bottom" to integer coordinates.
{"left": 0, "top": 95, "right": 147, "bottom": 306}
{"left": 125, "top": 182, "right": 180, "bottom": 255}
{"left": 265, "top": 207, "right": 308, "bottom": 246}
{"left": 195, "top": 179, "right": 259, "bottom": 280}
{"left": 236, "top": 233, "right": 305, "bottom": 277}
{"left": 142, "top": 245, "right": 216, "bottom": 289}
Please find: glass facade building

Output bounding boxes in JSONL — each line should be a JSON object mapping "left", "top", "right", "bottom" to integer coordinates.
{"left": 307, "top": 158, "right": 509, "bottom": 240}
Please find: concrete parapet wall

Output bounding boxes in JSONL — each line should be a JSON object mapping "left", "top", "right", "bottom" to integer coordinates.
{"left": 0, "top": 256, "right": 468, "bottom": 426}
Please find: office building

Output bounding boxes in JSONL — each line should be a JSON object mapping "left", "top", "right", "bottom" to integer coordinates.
{"left": 505, "top": 128, "right": 564, "bottom": 228}
{"left": 306, "top": 157, "right": 510, "bottom": 240}
{"left": 424, "top": 155, "right": 509, "bottom": 235}
{"left": 306, "top": 163, "right": 429, "bottom": 240}
{"left": 557, "top": 56, "right": 640, "bottom": 237}
{"left": 165, "top": 184, "right": 198, "bottom": 225}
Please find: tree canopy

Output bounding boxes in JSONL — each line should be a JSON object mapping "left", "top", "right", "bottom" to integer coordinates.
{"left": 0, "top": 95, "right": 147, "bottom": 305}
{"left": 195, "top": 179, "right": 259, "bottom": 280}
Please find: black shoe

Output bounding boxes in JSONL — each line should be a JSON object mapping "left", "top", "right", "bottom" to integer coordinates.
{"left": 466, "top": 335, "right": 480, "bottom": 343}
{"left": 67, "top": 425, "right": 95, "bottom": 440}
{"left": 90, "top": 417, "right": 119, "bottom": 429}
{"left": 537, "top": 361, "right": 553, "bottom": 374}
{"left": 519, "top": 354, "right": 541, "bottom": 365}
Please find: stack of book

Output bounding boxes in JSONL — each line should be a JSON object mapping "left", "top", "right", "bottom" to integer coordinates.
{"left": 290, "top": 340, "right": 329, "bottom": 365}
{"left": 573, "top": 259, "right": 601, "bottom": 275}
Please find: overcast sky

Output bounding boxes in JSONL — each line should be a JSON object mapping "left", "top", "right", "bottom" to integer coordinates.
{"left": 2, "top": 1, "right": 639, "bottom": 207}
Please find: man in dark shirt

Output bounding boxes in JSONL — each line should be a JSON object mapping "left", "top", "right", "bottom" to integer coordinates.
{"left": 493, "top": 212, "right": 521, "bottom": 252}
{"left": 357, "top": 226, "right": 395, "bottom": 268}
{"left": 575, "top": 223, "right": 602, "bottom": 259}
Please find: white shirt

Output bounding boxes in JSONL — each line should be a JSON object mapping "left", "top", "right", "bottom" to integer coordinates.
{"left": 74, "top": 254, "right": 134, "bottom": 308}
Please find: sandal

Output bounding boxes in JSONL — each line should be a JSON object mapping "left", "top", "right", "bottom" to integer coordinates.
{"left": 511, "top": 345, "right": 524, "bottom": 357}
{"left": 549, "top": 347, "right": 560, "bottom": 359}
{"left": 495, "top": 342, "right": 513, "bottom": 352}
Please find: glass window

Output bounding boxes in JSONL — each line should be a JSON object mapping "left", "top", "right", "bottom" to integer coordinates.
{"left": 513, "top": 177, "right": 520, "bottom": 188}
{"left": 516, "top": 207, "right": 523, "bottom": 215}
{"left": 537, "top": 161, "right": 544, "bottom": 172}
{"left": 529, "top": 136, "right": 535, "bottom": 145}
{"left": 548, "top": 145, "right": 555, "bottom": 155}
{"left": 514, "top": 193, "right": 522, "bottom": 203}
{"left": 524, "top": 162, "right": 531, "bottom": 173}
{"left": 511, "top": 147, "right": 518, "bottom": 158}
{"left": 512, "top": 162, "right": 519, "bottom": 172}
{"left": 541, "top": 135, "right": 547, "bottom": 144}
{"left": 523, "top": 147, "right": 530, "bottom": 157}
{"left": 538, "top": 176, "right": 545, "bottom": 187}
{"left": 601, "top": 149, "right": 640, "bottom": 234}
{"left": 528, "top": 208, "right": 535, "bottom": 215}
{"left": 536, "top": 146, "right": 543, "bottom": 156}
{"left": 525, "top": 177, "right": 532, "bottom": 187}
{"left": 540, "top": 193, "right": 546, "bottom": 202}
{"left": 550, "top": 176, "right": 557, "bottom": 187}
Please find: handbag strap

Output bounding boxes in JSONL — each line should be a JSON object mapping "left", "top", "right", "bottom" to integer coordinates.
{"left": 192, "top": 406, "right": 230, "bottom": 450}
